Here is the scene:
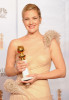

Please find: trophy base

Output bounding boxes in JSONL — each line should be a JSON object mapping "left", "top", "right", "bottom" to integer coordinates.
{"left": 21, "top": 77, "right": 33, "bottom": 81}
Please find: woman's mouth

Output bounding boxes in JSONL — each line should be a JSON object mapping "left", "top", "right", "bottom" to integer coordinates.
{"left": 28, "top": 25, "right": 35, "bottom": 29}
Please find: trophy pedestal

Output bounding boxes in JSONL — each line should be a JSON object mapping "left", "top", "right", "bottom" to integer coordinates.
{"left": 22, "top": 60, "right": 33, "bottom": 81}
{"left": 21, "top": 76, "right": 33, "bottom": 81}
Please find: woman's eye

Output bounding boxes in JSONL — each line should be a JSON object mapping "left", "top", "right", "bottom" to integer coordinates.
{"left": 33, "top": 18, "right": 37, "bottom": 19}
{"left": 25, "top": 18, "right": 29, "bottom": 20}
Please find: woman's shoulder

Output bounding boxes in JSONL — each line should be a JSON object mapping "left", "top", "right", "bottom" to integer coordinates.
{"left": 9, "top": 38, "right": 19, "bottom": 47}
{"left": 8, "top": 37, "right": 26, "bottom": 52}
{"left": 9, "top": 36, "right": 25, "bottom": 46}
{"left": 43, "top": 30, "right": 60, "bottom": 47}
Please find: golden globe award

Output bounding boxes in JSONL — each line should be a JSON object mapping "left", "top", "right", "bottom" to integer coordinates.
{"left": 17, "top": 46, "right": 33, "bottom": 83}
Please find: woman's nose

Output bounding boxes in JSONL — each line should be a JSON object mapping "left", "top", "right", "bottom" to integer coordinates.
{"left": 29, "top": 19, "right": 33, "bottom": 24}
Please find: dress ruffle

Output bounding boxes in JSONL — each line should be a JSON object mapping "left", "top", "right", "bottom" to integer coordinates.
{"left": 4, "top": 79, "right": 26, "bottom": 95}
{"left": 4, "top": 79, "right": 34, "bottom": 100}
{"left": 43, "top": 30, "right": 60, "bottom": 47}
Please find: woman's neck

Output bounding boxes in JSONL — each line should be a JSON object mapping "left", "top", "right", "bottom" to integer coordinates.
{"left": 26, "top": 31, "right": 43, "bottom": 39}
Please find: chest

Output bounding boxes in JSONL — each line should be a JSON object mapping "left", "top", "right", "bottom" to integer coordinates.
{"left": 16, "top": 39, "right": 51, "bottom": 66}
{"left": 23, "top": 41, "right": 51, "bottom": 65}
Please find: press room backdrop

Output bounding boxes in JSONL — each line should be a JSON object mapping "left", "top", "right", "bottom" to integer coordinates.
{"left": 0, "top": 0, "right": 69, "bottom": 100}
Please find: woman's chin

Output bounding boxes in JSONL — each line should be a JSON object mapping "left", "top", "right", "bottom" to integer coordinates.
{"left": 28, "top": 31, "right": 35, "bottom": 34}
{"left": 28, "top": 30, "right": 38, "bottom": 34}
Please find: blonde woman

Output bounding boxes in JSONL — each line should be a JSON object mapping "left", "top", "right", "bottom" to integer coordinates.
{"left": 5, "top": 4, "right": 66, "bottom": 100}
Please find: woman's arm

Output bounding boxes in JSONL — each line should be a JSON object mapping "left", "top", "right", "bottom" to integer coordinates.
{"left": 5, "top": 40, "right": 19, "bottom": 76}
{"left": 37, "top": 39, "right": 66, "bottom": 80}
{"left": 5, "top": 39, "right": 28, "bottom": 77}
{"left": 21, "top": 39, "right": 66, "bottom": 84}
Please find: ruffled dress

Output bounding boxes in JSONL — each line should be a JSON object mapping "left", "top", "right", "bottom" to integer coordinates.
{"left": 4, "top": 30, "right": 60, "bottom": 100}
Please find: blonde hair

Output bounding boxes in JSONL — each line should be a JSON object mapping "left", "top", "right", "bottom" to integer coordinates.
{"left": 22, "top": 4, "right": 41, "bottom": 18}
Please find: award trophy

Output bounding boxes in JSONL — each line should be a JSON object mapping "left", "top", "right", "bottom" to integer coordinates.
{"left": 17, "top": 46, "right": 33, "bottom": 82}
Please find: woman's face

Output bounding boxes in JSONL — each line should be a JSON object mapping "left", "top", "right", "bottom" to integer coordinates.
{"left": 23, "top": 10, "right": 41, "bottom": 34}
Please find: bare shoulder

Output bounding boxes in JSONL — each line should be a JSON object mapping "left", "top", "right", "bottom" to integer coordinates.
{"left": 51, "top": 38, "right": 60, "bottom": 46}
{"left": 50, "top": 39, "right": 61, "bottom": 53}
{"left": 9, "top": 38, "right": 18, "bottom": 48}
{"left": 9, "top": 36, "right": 25, "bottom": 47}
{"left": 8, "top": 36, "right": 25, "bottom": 52}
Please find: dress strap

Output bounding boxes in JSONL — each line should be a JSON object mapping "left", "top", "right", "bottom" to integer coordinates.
{"left": 43, "top": 30, "right": 60, "bottom": 47}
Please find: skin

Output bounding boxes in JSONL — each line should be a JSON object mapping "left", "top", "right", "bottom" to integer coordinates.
{"left": 5, "top": 9, "right": 66, "bottom": 84}
{"left": 23, "top": 10, "right": 41, "bottom": 34}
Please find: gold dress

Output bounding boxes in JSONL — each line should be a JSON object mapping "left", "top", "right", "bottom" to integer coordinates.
{"left": 4, "top": 30, "right": 60, "bottom": 100}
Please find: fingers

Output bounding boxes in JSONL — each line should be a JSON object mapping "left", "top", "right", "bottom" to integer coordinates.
{"left": 17, "top": 60, "right": 27, "bottom": 64}
{"left": 21, "top": 79, "right": 33, "bottom": 84}
{"left": 16, "top": 63, "right": 27, "bottom": 69}
{"left": 16, "top": 61, "right": 28, "bottom": 72}
{"left": 21, "top": 74, "right": 37, "bottom": 84}
{"left": 16, "top": 66, "right": 26, "bottom": 72}
{"left": 22, "top": 77, "right": 35, "bottom": 84}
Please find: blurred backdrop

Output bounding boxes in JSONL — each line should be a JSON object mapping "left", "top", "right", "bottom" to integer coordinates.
{"left": 0, "top": 0, "right": 69, "bottom": 100}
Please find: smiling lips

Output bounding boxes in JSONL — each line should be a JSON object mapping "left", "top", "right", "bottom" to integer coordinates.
{"left": 28, "top": 25, "right": 36, "bottom": 29}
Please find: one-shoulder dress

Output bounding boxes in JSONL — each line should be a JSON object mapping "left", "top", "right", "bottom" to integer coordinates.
{"left": 4, "top": 30, "right": 60, "bottom": 100}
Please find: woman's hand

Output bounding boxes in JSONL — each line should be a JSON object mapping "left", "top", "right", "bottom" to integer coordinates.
{"left": 16, "top": 60, "right": 28, "bottom": 73}
{"left": 21, "top": 74, "right": 38, "bottom": 84}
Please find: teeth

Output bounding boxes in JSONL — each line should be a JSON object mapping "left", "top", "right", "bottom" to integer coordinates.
{"left": 29, "top": 25, "right": 35, "bottom": 29}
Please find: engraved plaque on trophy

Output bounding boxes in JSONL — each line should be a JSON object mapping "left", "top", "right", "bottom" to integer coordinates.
{"left": 17, "top": 46, "right": 33, "bottom": 81}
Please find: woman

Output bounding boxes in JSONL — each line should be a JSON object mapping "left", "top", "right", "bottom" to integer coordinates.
{"left": 4, "top": 4, "right": 66, "bottom": 100}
